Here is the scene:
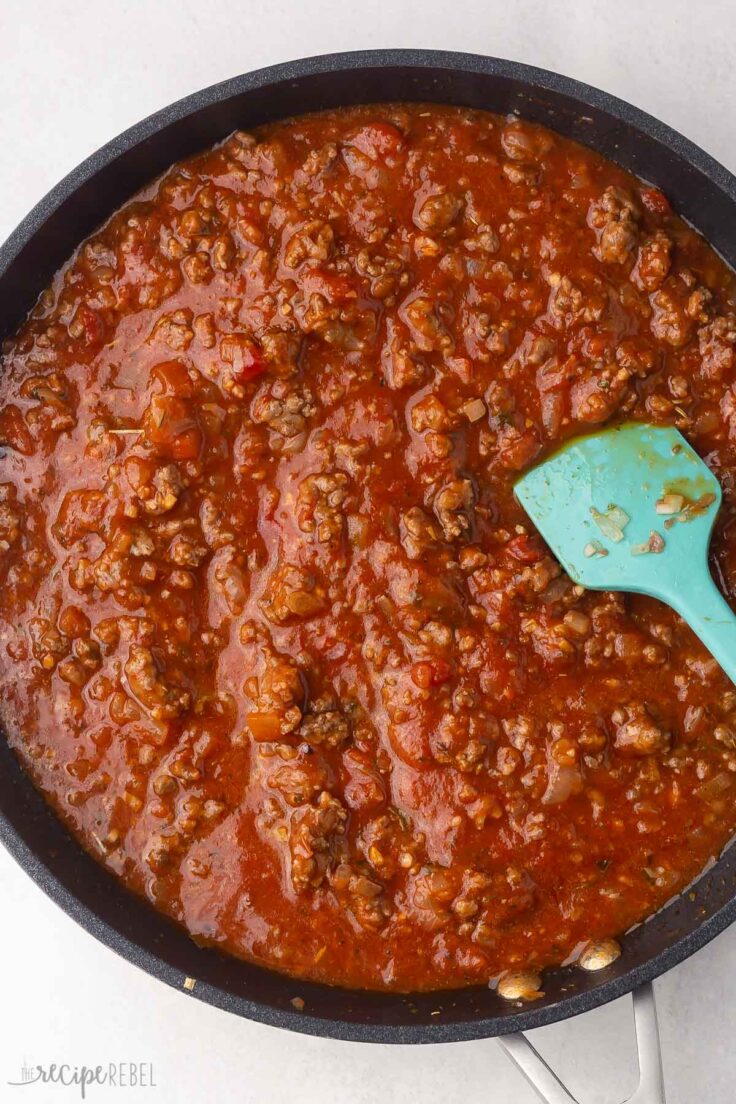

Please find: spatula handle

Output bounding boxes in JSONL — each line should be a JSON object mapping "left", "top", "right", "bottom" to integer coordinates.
{"left": 665, "top": 573, "right": 736, "bottom": 685}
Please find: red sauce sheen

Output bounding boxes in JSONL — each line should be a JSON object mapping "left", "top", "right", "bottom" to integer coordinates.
{"left": 1, "top": 104, "right": 736, "bottom": 992}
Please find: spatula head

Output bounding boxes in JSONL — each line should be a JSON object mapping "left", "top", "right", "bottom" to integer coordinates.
{"left": 514, "top": 422, "right": 721, "bottom": 598}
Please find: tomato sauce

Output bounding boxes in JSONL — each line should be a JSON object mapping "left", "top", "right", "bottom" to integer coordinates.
{"left": 1, "top": 104, "right": 736, "bottom": 992}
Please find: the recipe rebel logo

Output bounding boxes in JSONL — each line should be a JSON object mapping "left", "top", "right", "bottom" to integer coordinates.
{"left": 7, "top": 1061, "right": 157, "bottom": 1098}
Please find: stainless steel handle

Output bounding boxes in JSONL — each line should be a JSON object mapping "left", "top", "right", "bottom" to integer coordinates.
{"left": 497, "top": 982, "right": 665, "bottom": 1104}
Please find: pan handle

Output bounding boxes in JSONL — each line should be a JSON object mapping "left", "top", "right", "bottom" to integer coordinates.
{"left": 497, "top": 982, "right": 665, "bottom": 1104}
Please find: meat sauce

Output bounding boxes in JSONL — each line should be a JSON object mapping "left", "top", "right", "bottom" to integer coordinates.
{"left": 2, "top": 104, "right": 736, "bottom": 992}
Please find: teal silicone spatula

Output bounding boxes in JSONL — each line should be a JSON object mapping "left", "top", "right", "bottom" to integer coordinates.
{"left": 514, "top": 421, "right": 736, "bottom": 684}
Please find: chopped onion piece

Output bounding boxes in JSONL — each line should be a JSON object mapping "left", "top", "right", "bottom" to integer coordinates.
{"left": 606, "top": 504, "right": 630, "bottom": 530}
{"left": 590, "top": 505, "right": 626, "bottom": 542}
{"left": 542, "top": 762, "right": 582, "bottom": 805}
{"left": 656, "top": 493, "right": 684, "bottom": 515}
{"left": 496, "top": 970, "right": 543, "bottom": 1001}
{"left": 631, "top": 530, "right": 665, "bottom": 556}
{"left": 664, "top": 491, "right": 717, "bottom": 528}
{"left": 695, "top": 771, "right": 731, "bottom": 803}
{"left": 578, "top": 938, "right": 621, "bottom": 972}
{"left": 584, "top": 540, "right": 608, "bottom": 557}
{"left": 462, "top": 398, "right": 486, "bottom": 422}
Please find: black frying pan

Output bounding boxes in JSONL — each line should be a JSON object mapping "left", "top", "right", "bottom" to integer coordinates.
{"left": 1, "top": 49, "right": 735, "bottom": 1047}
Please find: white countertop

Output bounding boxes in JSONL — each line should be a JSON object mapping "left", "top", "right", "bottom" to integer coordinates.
{"left": 1, "top": 1, "right": 735, "bottom": 1100}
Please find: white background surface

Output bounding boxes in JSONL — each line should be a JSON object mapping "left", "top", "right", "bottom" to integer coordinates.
{"left": 1, "top": 1, "right": 735, "bottom": 1101}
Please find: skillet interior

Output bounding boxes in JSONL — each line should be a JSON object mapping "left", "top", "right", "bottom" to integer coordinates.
{"left": 1, "top": 48, "right": 736, "bottom": 1043}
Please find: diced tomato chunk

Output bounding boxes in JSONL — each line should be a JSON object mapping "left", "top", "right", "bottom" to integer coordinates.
{"left": 640, "top": 187, "right": 672, "bottom": 217}
{"left": 236, "top": 344, "right": 266, "bottom": 382}
{"left": 0, "top": 404, "right": 34, "bottom": 456}
{"left": 348, "top": 122, "right": 405, "bottom": 161}
{"left": 143, "top": 394, "right": 201, "bottom": 459}
{"left": 412, "top": 659, "right": 453, "bottom": 688}
{"left": 506, "top": 533, "right": 545, "bottom": 563}
{"left": 220, "top": 334, "right": 266, "bottom": 382}
{"left": 170, "top": 426, "right": 202, "bottom": 461}
{"left": 76, "top": 305, "right": 105, "bottom": 347}
{"left": 151, "top": 359, "right": 193, "bottom": 396}
{"left": 247, "top": 711, "right": 283, "bottom": 741}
